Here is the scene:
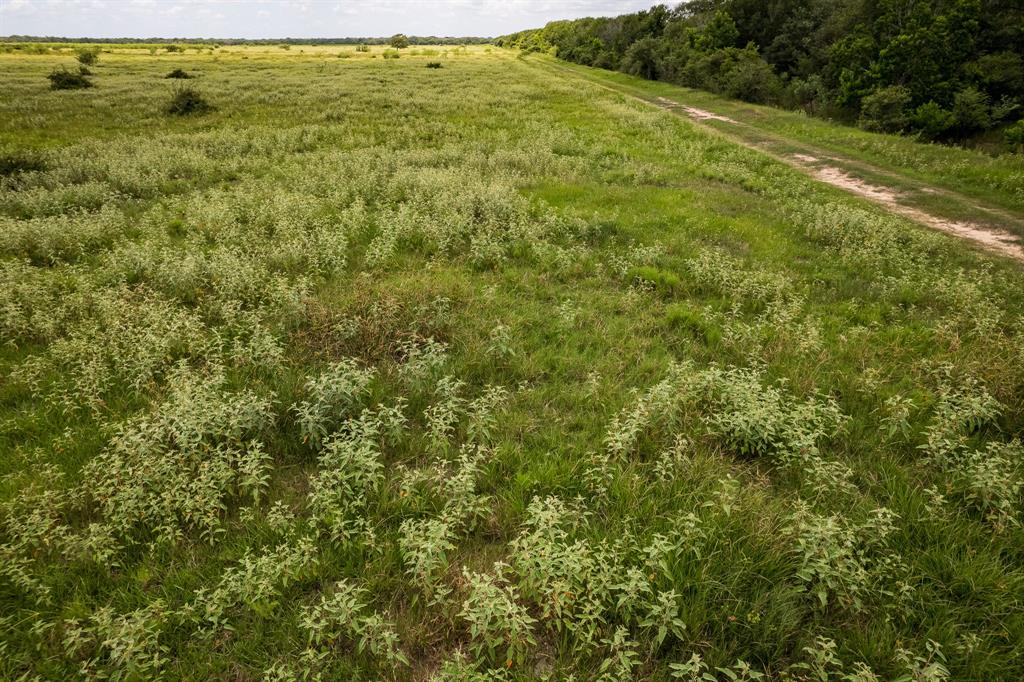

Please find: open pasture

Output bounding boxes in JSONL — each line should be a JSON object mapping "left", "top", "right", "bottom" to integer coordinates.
{"left": 2, "top": 44, "right": 1024, "bottom": 680}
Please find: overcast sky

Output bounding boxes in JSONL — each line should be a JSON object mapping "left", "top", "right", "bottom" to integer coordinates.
{"left": 0, "top": 0, "right": 659, "bottom": 38}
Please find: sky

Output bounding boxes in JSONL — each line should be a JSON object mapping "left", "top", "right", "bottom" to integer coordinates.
{"left": 0, "top": 0, "right": 660, "bottom": 39}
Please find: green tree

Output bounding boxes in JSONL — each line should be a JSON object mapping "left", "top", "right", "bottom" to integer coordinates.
{"left": 390, "top": 34, "right": 410, "bottom": 49}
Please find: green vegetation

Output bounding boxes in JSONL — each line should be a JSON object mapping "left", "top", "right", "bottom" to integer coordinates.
{"left": 75, "top": 47, "right": 99, "bottom": 65}
{"left": 164, "top": 86, "right": 212, "bottom": 115}
{"left": 497, "top": 1, "right": 1024, "bottom": 147}
{"left": 1, "top": 43, "right": 1024, "bottom": 681}
{"left": 46, "top": 65, "right": 93, "bottom": 89}
{"left": 165, "top": 68, "right": 192, "bottom": 79}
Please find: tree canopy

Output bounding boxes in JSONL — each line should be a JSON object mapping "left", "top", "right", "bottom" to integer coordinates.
{"left": 497, "top": 0, "right": 1024, "bottom": 143}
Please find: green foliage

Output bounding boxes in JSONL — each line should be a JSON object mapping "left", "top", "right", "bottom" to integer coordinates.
{"left": 164, "top": 86, "right": 212, "bottom": 115}
{"left": 75, "top": 48, "right": 99, "bottom": 65}
{"left": 499, "top": 0, "right": 1023, "bottom": 142}
{"left": 390, "top": 34, "right": 410, "bottom": 49}
{"left": 859, "top": 86, "right": 912, "bottom": 133}
{"left": 46, "top": 67, "right": 93, "bottom": 90}
{"left": 426, "top": 61, "right": 443, "bottom": 69}
{"left": 459, "top": 563, "right": 537, "bottom": 665}
{"left": 912, "top": 101, "right": 955, "bottom": 140}
{"left": 1006, "top": 120, "right": 1024, "bottom": 148}
{"left": 165, "top": 68, "right": 191, "bottom": 79}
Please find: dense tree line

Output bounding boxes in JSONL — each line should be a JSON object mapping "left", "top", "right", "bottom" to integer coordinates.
{"left": 497, "top": 1, "right": 1024, "bottom": 144}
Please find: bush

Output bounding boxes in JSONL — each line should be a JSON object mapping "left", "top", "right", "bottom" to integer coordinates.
{"left": 390, "top": 34, "right": 409, "bottom": 49}
{"left": 953, "top": 86, "right": 991, "bottom": 133}
{"left": 47, "top": 67, "right": 93, "bottom": 90}
{"left": 0, "top": 150, "right": 45, "bottom": 176}
{"left": 164, "top": 87, "right": 213, "bottom": 116}
{"left": 858, "top": 85, "right": 912, "bottom": 133}
{"left": 356, "top": 44, "right": 369, "bottom": 53}
{"left": 78, "top": 65, "right": 93, "bottom": 76}
{"left": 76, "top": 49, "right": 99, "bottom": 66}
{"left": 165, "top": 68, "right": 191, "bottom": 79}
{"left": 912, "top": 101, "right": 955, "bottom": 140}
{"left": 426, "top": 62, "right": 442, "bottom": 69}
{"left": 1006, "top": 120, "right": 1024, "bottom": 149}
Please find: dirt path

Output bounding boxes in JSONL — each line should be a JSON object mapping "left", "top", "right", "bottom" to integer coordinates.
{"left": 538, "top": 60, "right": 1024, "bottom": 262}
{"left": 649, "top": 96, "right": 1024, "bottom": 262}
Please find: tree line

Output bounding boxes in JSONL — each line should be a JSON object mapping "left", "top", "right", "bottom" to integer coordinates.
{"left": 496, "top": 1, "right": 1024, "bottom": 145}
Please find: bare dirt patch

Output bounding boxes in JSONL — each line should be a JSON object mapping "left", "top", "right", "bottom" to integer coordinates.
{"left": 655, "top": 97, "right": 737, "bottom": 123}
{"left": 791, "top": 153, "right": 820, "bottom": 164}
{"left": 647, "top": 92, "right": 1024, "bottom": 261}
{"left": 807, "top": 165, "right": 1024, "bottom": 261}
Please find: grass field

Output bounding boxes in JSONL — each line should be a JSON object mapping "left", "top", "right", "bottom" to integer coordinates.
{"left": 2, "top": 44, "right": 1024, "bottom": 680}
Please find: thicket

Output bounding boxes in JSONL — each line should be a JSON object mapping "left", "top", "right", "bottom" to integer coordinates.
{"left": 46, "top": 67, "right": 93, "bottom": 90}
{"left": 497, "top": 0, "right": 1024, "bottom": 144}
{"left": 164, "top": 87, "right": 213, "bottom": 115}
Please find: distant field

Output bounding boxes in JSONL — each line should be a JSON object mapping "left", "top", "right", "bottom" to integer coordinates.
{"left": 2, "top": 45, "right": 1023, "bottom": 680}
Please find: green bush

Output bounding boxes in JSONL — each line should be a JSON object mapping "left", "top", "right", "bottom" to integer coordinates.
{"left": 858, "top": 85, "right": 912, "bottom": 133}
{"left": 426, "top": 62, "right": 442, "bottom": 69}
{"left": 164, "top": 87, "right": 213, "bottom": 116}
{"left": 165, "top": 68, "right": 191, "bottom": 79}
{"left": 76, "top": 48, "right": 99, "bottom": 66}
{"left": 0, "top": 150, "right": 45, "bottom": 176}
{"left": 390, "top": 34, "right": 409, "bottom": 49}
{"left": 1006, "top": 120, "right": 1024, "bottom": 149}
{"left": 953, "top": 87, "right": 991, "bottom": 133}
{"left": 912, "top": 101, "right": 955, "bottom": 140}
{"left": 47, "top": 67, "right": 94, "bottom": 90}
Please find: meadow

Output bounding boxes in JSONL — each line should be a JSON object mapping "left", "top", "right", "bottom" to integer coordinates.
{"left": 2, "top": 43, "right": 1024, "bottom": 680}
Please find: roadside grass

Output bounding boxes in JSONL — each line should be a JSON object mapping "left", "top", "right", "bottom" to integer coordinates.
{"left": 533, "top": 56, "right": 1024, "bottom": 226}
{"left": 1, "top": 44, "right": 1023, "bottom": 680}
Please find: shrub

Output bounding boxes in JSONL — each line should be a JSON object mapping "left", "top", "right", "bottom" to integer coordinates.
{"left": 426, "top": 62, "right": 443, "bottom": 69}
{"left": 164, "top": 87, "right": 213, "bottom": 116}
{"left": 0, "top": 150, "right": 45, "bottom": 176}
{"left": 47, "top": 67, "right": 93, "bottom": 90}
{"left": 952, "top": 86, "right": 991, "bottom": 133}
{"left": 165, "top": 68, "right": 191, "bottom": 79}
{"left": 76, "top": 48, "right": 99, "bottom": 65}
{"left": 912, "top": 101, "right": 955, "bottom": 140}
{"left": 356, "top": 44, "right": 370, "bottom": 53}
{"left": 858, "top": 85, "right": 912, "bottom": 133}
{"left": 390, "top": 34, "right": 410, "bottom": 49}
{"left": 1006, "top": 120, "right": 1024, "bottom": 149}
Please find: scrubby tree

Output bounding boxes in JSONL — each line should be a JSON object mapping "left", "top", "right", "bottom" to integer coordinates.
{"left": 390, "top": 34, "right": 409, "bottom": 49}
